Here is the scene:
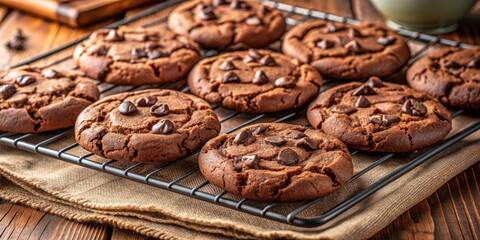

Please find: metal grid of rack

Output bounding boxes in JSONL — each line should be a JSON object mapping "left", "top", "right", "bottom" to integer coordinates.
{"left": 0, "top": 0, "right": 479, "bottom": 227}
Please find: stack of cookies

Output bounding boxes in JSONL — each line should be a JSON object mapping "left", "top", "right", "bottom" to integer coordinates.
{"left": 1, "top": 0, "right": 478, "bottom": 203}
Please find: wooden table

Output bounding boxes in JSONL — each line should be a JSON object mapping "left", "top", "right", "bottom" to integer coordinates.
{"left": 0, "top": 1, "right": 479, "bottom": 239}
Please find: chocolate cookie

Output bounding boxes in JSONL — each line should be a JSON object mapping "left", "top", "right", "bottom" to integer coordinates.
{"left": 75, "top": 89, "right": 221, "bottom": 163}
{"left": 188, "top": 49, "right": 323, "bottom": 113}
{"left": 282, "top": 20, "right": 411, "bottom": 80}
{"left": 198, "top": 123, "right": 353, "bottom": 202}
{"left": 407, "top": 47, "right": 480, "bottom": 109}
{"left": 307, "top": 77, "right": 452, "bottom": 152}
{"left": 73, "top": 27, "right": 201, "bottom": 85}
{"left": 0, "top": 66, "right": 99, "bottom": 133}
{"left": 167, "top": 0, "right": 286, "bottom": 49}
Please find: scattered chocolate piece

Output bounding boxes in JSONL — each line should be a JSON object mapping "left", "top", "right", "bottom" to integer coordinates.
{"left": 366, "top": 76, "right": 384, "bottom": 88}
{"left": 352, "top": 85, "right": 376, "bottom": 96}
{"left": 150, "top": 103, "right": 170, "bottom": 116}
{"left": 246, "top": 16, "right": 263, "bottom": 25}
{"left": 467, "top": 59, "right": 479, "bottom": 68}
{"left": 147, "top": 50, "right": 164, "bottom": 60}
{"left": 105, "top": 30, "right": 124, "bottom": 42}
{"left": 0, "top": 85, "right": 16, "bottom": 99}
{"left": 377, "top": 36, "right": 396, "bottom": 46}
{"left": 332, "top": 105, "right": 357, "bottom": 115}
{"left": 295, "top": 137, "right": 317, "bottom": 150}
{"left": 277, "top": 148, "right": 299, "bottom": 165}
{"left": 135, "top": 96, "right": 158, "bottom": 107}
{"left": 323, "top": 23, "right": 337, "bottom": 33}
{"left": 348, "top": 28, "right": 362, "bottom": 38}
{"left": 198, "top": 9, "right": 216, "bottom": 20}
{"left": 316, "top": 39, "right": 334, "bottom": 49}
{"left": 13, "top": 29, "right": 27, "bottom": 41}
{"left": 42, "top": 69, "right": 64, "bottom": 79}
{"left": 355, "top": 96, "right": 371, "bottom": 108}
{"left": 344, "top": 40, "right": 363, "bottom": 53}
{"left": 259, "top": 55, "right": 276, "bottom": 66}
{"left": 218, "top": 61, "right": 236, "bottom": 71}
{"left": 251, "top": 125, "right": 269, "bottom": 134}
{"left": 118, "top": 101, "right": 137, "bottom": 115}
{"left": 233, "top": 130, "right": 255, "bottom": 145}
{"left": 222, "top": 71, "right": 240, "bottom": 83}
{"left": 285, "top": 131, "right": 306, "bottom": 139}
{"left": 15, "top": 75, "right": 36, "bottom": 86}
{"left": 274, "top": 76, "right": 296, "bottom": 88}
{"left": 252, "top": 69, "right": 268, "bottom": 85}
{"left": 152, "top": 119, "right": 175, "bottom": 134}
{"left": 369, "top": 114, "right": 400, "bottom": 126}
{"left": 401, "top": 99, "right": 427, "bottom": 116}
{"left": 5, "top": 29, "right": 27, "bottom": 51}
{"left": 131, "top": 47, "right": 147, "bottom": 58}
{"left": 264, "top": 136, "right": 286, "bottom": 146}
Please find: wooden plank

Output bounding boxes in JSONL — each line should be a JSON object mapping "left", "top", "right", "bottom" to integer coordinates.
{"left": 111, "top": 228, "right": 151, "bottom": 240}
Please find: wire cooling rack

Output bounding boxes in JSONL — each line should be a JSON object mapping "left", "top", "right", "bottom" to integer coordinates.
{"left": 0, "top": 0, "right": 479, "bottom": 227}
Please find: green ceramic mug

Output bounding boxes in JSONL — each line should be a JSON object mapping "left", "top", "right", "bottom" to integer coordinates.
{"left": 370, "top": 0, "right": 477, "bottom": 34}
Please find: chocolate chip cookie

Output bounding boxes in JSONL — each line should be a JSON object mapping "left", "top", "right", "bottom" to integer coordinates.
{"left": 199, "top": 123, "right": 353, "bottom": 202}
{"left": 282, "top": 20, "right": 411, "bottom": 80}
{"left": 0, "top": 66, "right": 99, "bottom": 133}
{"left": 188, "top": 49, "right": 323, "bottom": 113}
{"left": 75, "top": 89, "right": 221, "bottom": 163}
{"left": 407, "top": 47, "right": 480, "bottom": 109}
{"left": 73, "top": 27, "right": 201, "bottom": 85}
{"left": 307, "top": 77, "right": 452, "bottom": 152}
{"left": 168, "top": 0, "right": 286, "bottom": 49}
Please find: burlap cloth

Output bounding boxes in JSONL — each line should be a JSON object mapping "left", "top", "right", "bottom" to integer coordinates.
{"left": 0, "top": 114, "right": 479, "bottom": 239}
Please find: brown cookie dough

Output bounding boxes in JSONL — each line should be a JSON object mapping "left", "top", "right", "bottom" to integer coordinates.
{"left": 73, "top": 27, "right": 201, "bottom": 85}
{"left": 407, "top": 46, "right": 480, "bottom": 109}
{"left": 167, "top": 0, "right": 286, "bottom": 49}
{"left": 307, "top": 77, "right": 452, "bottom": 152}
{"left": 282, "top": 20, "right": 411, "bottom": 80}
{"left": 75, "top": 89, "right": 221, "bottom": 163}
{"left": 198, "top": 123, "right": 353, "bottom": 202}
{"left": 0, "top": 66, "right": 99, "bottom": 133}
{"left": 188, "top": 49, "right": 323, "bottom": 113}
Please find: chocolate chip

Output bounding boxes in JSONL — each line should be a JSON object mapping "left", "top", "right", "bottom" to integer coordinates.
{"left": 246, "top": 16, "right": 262, "bottom": 25}
{"left": 274, "top": 76, "right": 296, "bottom": 88}
{"left": 135, "top": 96, "right": 158, "bottom": 107}
{"left": 218, "top": 61, "right": 236, "bottom": 71}
{"left": 259, "top": 55, "right": 276, "bottom": 66}
{"left": 105, "top": 30, "right": 124, "bottom": 42}
{"left": 331, "top": 105, "right": 357, "bottom": 115}
{"left": 87, "top": 45, "right": 108, "bottom": 55}
{"left": 366, "top": 76, "right": 384, "bottom": 88}
{"left": 348, "top": 28, "right": 362, "bottom": 38}
{"left": 146, "top": 42, "right": 161, "bottom": 50}
{"left": 227, "top": 56, "right": 242, "bottom": 61}
{"left": 259, "top": 5, "right": 271, "bottom": 16}
{"left": 323, "top": 23, "right": 337, "bottom": 33}
{"left": 352, "top": 85, "right": 376, "bottom": 96}
{"left": 15, "top": 75, "right": 36, "bottom": 86}
{"left": 277, "top": 148, "right": 299, "bottom": 166}
{"left": 252, "top": 69, "right": 268, "bottom": 85}
{"left": 150, "top": 103, "right": 170, "bottom": 116}
{"left": 344, "top": 40, "right": 363, "bottom": 53}
{"left": 434, "top": 111, "right": 450, "bottom": 121}
{"left": 233, "top": 130, "right": 255, "bottom": 145}
{"left": 377, "top": 36, "right": 396, "bottom": 46}
{"left": 152, "top": 119, "right": 175, "bottom": 134}
{"left": 147, "top": 50, "right": 164, "bottom": 60}
{"left": 369, "top": 114, "right": 400, "bottom": 126}
{"left": 248, "top": 49, "right": 262, "bottom": 59}
{"left": 243, "top": 55, "right": 256, "bottom": 63}
{"left": 230, "top": 0, "right": 249, "bottom": 9}
{"left": 198, "top": 10, "right": 216, "bottom": 20}
{"left": 401, "top": 99, "right": 427, "bottom": 116}
{"left": 42, "top": 69, "right": 64, "bottom": 79}
{"left": 355, "top": 96, "right": 371, "bottom": 108}
{"left": 222, "top": 72, "right": 240, "bottom": 83}
{"left": 119, "top": 101, "right": 137, "bottom": 115}
{"left": 212, "top": 0, "right": 227, "bottom": 6}
{"left": 131, "top": 47, "right": 147, "bottom": 58}
{"left": 430, "top": 62, "right": 440, "bottom": 69}
{"left": 285, "top": 132, "right": 306, "bottom": 139}
{"left": 0, "top": 85, "right": 16, "bottom": 99}
{"left": 295, "top": 138, "right": 317, "bottom": 150}
{"left": 444, "top": 60, "right": 461, "bottom": 69}
{"left": 467, "top": 59, "right": 479, "bottom": 68}
{"left": 264, "top": 136, "right": 286, "bottom": 146}
{"left": 316, "top": 39, "right": 334, "bottom": 49}
{"left": 242, "top": 154, "right": 260, "bottom": 169}
{"left": 251, "top": 125, "right": 269, "bottom": 134}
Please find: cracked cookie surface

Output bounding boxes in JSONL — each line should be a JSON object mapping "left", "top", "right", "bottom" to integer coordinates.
{"left": 282, "top": 20, "right": 411, "bottom": 80}
{"left": 188, "top": 49, "right": 323, "bottom": 113}
{"left": 75, "top": 89, "right": 221, "bottom": 163}
{"left": 167, "top": 0, "right": 286, "bottom": 49}
{"left": 307, "top": 77, "right": 452, "bottom": 152}
{"left": 407, "top": 47, "right": 480, "bottom": 109}
{"left": 73, "top": 27, "right": 201, "bottom": 86}
{"left": 199, "top": 123, "right": 353, "bottom": 202}
{"left": 0, "top": 66, "right": 99, "bottom": 133}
